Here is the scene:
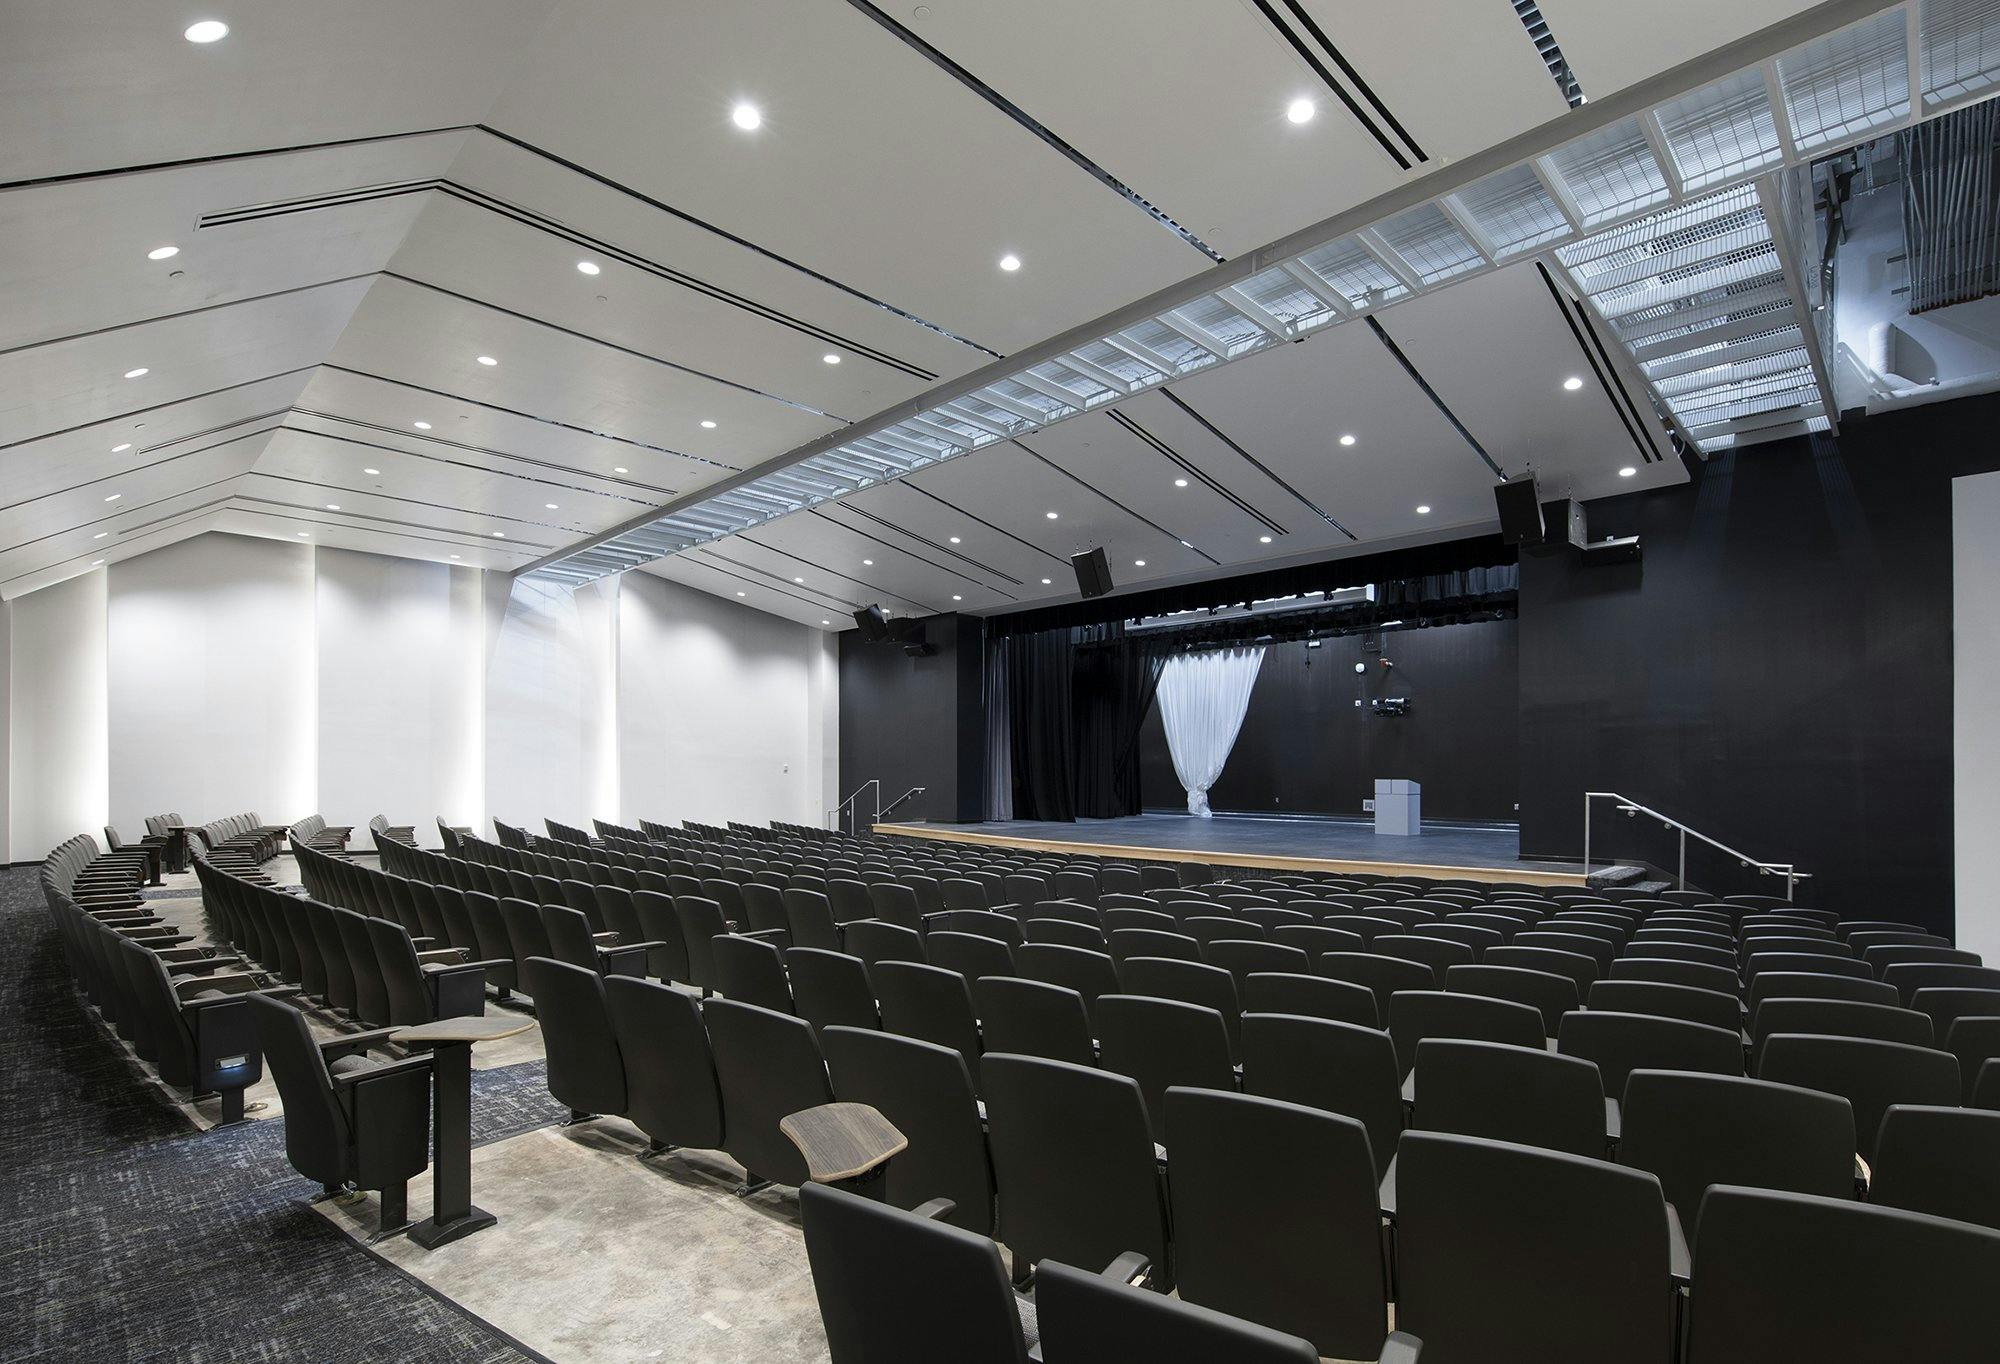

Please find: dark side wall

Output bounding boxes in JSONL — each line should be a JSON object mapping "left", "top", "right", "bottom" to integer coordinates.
{"left": 1518, "top": 395, "right": 2000, "bottom": 932}
{"left": 838, "top": 613, "right": 985, "bottom": 825}
{"left": 1138, "top": 619, "right": 1520, "bottom": 821}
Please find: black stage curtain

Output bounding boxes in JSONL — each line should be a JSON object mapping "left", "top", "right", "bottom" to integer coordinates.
{"left": 1072, "top": 631, "right": 1164, "bottom": 819}
{"left": 1007, "top": 626, "right": 1076, "bottom": 821}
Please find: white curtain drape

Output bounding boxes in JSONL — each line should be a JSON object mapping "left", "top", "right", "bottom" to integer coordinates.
{"left": 1156, "top": 646, "right": 1265, "bottom": 817}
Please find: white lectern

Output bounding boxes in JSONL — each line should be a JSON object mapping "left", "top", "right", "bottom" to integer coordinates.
{"left": 1375, "top": 778, "right": 1421, "bottom": 836}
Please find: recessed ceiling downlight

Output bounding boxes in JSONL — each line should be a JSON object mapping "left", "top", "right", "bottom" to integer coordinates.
{"left": 1619, "top": 466, "right": 1637, "bottom": 478}
{"left": 111, "top": 443, "right": 131, "bottom": 453}
{"left": 1339, "top": 433, "right": 1356, "bottom": 446}
{"left": 413, "top": 420, "right": 431, "bottom": 430}
{"left": 364, "top": 467, "right": 380, "bottom": 475}
{"left": 822, "top": 353, "right": 841, "bottom": 365}
{"left": 184, "top": 20, "right": 229, "bottom": 43}
{"left": 123, "top": 367, "right": 148, "bottom": 379}
{"left": 700, "top": 419, "right": 717, "bottom": 429}
{"left": 1563, "top": 375, "right": 1585, "bottom": 391}
{"left": 732, "top": 103, "right": 763, "bottom": 131}
{"left": 1287, "top": 97, "right": 1316, "bottom": 124}
{"left": 1416, "top": 504, "right": 1432, "bottom": 515}
{"left": 576, "top": 261, "right": 601, "bottom": 276}
{"left": 147, "top": 245, "right": 180, "bottom": 261}
{"left": 999, "top": 253, "right": 1022, "bottom": 272}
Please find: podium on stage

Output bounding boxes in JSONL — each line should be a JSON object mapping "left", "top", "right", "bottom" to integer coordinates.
{"left": 1374, "top": 778, "right": 1421, "bottom": 836}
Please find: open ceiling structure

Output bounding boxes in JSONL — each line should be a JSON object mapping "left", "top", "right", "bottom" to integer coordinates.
{"left": 6, "top": 0, "right": 1995, "bottom": 625}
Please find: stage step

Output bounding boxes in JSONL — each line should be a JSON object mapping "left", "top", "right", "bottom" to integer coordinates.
{"left": 1586, "top": 864, "right": 1648, "bottom": 889}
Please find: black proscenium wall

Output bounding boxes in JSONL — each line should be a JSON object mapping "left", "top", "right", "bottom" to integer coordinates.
{"left": 838, "top": 613, "right": 985, "bottom": 825}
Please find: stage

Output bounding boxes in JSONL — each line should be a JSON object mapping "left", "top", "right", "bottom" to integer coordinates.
{"left": 874, "top": 812, "right": 1584, "bottom": 886}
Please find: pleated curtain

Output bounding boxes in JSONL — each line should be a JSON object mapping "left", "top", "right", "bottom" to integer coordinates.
{"left": 1156, "top": 646, "right": 1265, "bottom": 816}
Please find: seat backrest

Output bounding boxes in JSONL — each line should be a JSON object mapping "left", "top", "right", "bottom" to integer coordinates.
{"left": 540, "top": 903, "right": 605, "bottom": 971}
{"left": 844, "top": 920, "right": 926, "bottom": 983}
{"left": 1108, "top": 928, "right": 1202, "bottom": 966}
{"left": 1747, "top": 970, "right": 1897, "bottom": 1012}
{"left": 1163, "top": 1087, "right": 1388, "bottom": 1360}
{"left": 979, "top": 1054, "right": 1166, "bottom": 1275}
{"left": 784, "top": 947, "right": 879, "bottom": 1036}
{"left": 1945, "top": 1015, "right": 2000, "bottom": 1103}
{"left": 1588, "top": 978, "right": 1741, "bottom": 1033}
{"left": 799, "top": 1182, "right": 1027, "bottom": 1364}
{"left": 1396, "top": 1131, "right": 1672, "bottom": 1363}
{"left": 1749, "top": 998, "right": 1932, "bottom": 1059}
{"left": 1685, "top": 1186, "right": 2000, "bottom": 1363}
{"left": 1412, "top": 1038, "right": 1606, "bottom": 1157}
{"left": 672, "top": 896, "right": 729, "bottom": 990}
{"left": 1617, "top": 1070, "right": 1856, "bottom": 1226}
{"left": 972, "top": 975, "right": 1094, "bottom": 1068}
{"left": 1756, "top": 1033, "right": 1960, "bottom": 1161}
{"left": 1241, "top": 971, "right": 1379, "bottom": 1028}
{"left": 1239, "top": 1013, "right": 1401, "bottom": 1183}
{"left": 630, "top": 889, "right": 691, "bottom": 985}
{"left": 603, "top": 974, "right": 723, "bottom": 1150}
{"left": 1557, "top": 1010, "right": 1742, "bottom": 1098}
{"left": 712, "top": 933, "right": 793, "bottom": 1014}
{"left": 703, "top": 999, "right": 831, "bottom": 1187}
{"left": 1203, "top": 939, "right": 1310, "bottom": 994}
{"left": 332, "top": 905, "right": 391, "bottom": 1025}
{"left": 1094, "top": 995, "right": 1235, "bottom": 1142}
{"left": 523, "top": 956, "right": 627, "bottom": 1117}
{"left": 821, "top": 1026, "right": 995, "bottom": 1236}
{"left": 1388, "top": 991, "right": 1544, "bottom": 1076}
{"left": 1606, "top": 956, "right": 1738, "bottom": 994}
{"left": 363, "top": 915, "right": 433, "bottom": 1026}
{"left": 1909, "top": 986, "right": 2000, "bottom": 1051}
{"left": 248, "top": 993, "right": 350, "bottom": 1185}
{"left": 926, "top": 930, "right": 1016, "bottom": 981}
{"left": 783, "top": 888, "right": 842, "bottom": 952}
{"left": 872, "top": 961, "right": 980, "bottom": 1079}
{"left": 1034, "top": 1259, "right": 1320, "bottom": 1364}
{"left": 1446, "top": 963, "right": 1579, "bottom": 1035}
{"left": 1883, "top": 962, "right": 2000, "bottom": 1004}
{"left": 1114, "top": 956, "right": 1242, "bottom": 1061}
{"left": 1870, "top": 1104, "right": 2000, "bottom": 1233}
{"left": 1013, "top": 944, "right": 1120, "bottom": 1029}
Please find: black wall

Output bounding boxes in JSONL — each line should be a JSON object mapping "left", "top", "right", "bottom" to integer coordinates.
{"left": 1518, "top": 395, "right": 2000, "bottom": 932}
{"left": 838, "top": 613, "right": 985, "bottom": 825}
{"left": 1138, "top": 619, "right": 1520, "bottom": 821}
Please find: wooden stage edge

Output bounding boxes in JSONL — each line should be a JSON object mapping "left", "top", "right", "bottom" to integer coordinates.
{"left": 872, "top": 823, "right": 1587, "bottom": 888}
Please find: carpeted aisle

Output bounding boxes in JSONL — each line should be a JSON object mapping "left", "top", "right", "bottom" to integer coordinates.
{"left": 0, "top": 865, "right": 566, "bottom": 1363}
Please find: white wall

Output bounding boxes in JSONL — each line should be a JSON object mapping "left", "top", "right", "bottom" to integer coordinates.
{"left": 10, "top": 570, "right": 108, "bottom": 860}
{"left": 107, "top": 533, "right": 317, "bottom": 842}
{"left": 1956, "top": 471, "right": 2000, "bottom": 961}
{"left": 0, "top": 598, "right": 10, "bottom": 863}
{"left": 5, "top": 531, "right": 836, "bottom": 862}
{"left": 316, "top": 548, "right": 484, "bottom": 848}
{"left": 617, "top": 570, "right": 838, "bottom": 829}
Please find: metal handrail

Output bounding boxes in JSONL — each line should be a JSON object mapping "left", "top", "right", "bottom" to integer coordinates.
{"left": 828, "top": 779, "right": 882, "bottom": 835}
{"left": 1583, "top": 791, "right": 1811, "bottom": 899}
{"left": 879, "top": 786, "right": 927, "bottom": 820}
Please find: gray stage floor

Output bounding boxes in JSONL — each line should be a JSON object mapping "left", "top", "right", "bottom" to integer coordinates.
{"left": 938, "top": 812, "right": 1575, "bottom": 874}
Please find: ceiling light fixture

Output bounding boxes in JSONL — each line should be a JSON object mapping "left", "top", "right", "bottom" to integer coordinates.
{"left": 613, "top": 466, "right": 628, "bottom": 473}
{"left": 413, "top": 420, "right": 431, "bottom": 430}
{"left": 793, "top": 576, "right": 804, "bottom": 583}
{"left": 732, "top": 102, "right": 763, "bottom": 130}
{"left": 364, "top": 467, "right": 380, "bottom": 475}
{"left": 1287, "top": 97, "right": 1317, "bottom": 124}
{"left": 822, "top": 353, "right": 841, "bottom": 365}
{"left": 1416, "top": 504, "right": 1432, "bottom": 514}
{"left": 999, "top": 253, "right": 1021, "bottom": 272}
{"left": 1134, "top": 559, "right": 1146, "bottom": 567}
{"left": 1174, "top": 477, "right": 1189, "bottom": 487}
{"left": 93, "top": 532, "right": 108, "bottom": 539}
{"left": 700, "top": 419, "right": 717, "bottom": 429}
{"left": 952, "top": 595, "right": 963, "bottom": 601}
{"left": 545, "top": 502, "right": 558, "bottom": 509}
{"left": 91, "top": 559, "right": 104, "bottom": 566}
{"left": 737, "top": 591, "right": 745, "bottom": 596}
{"left": 296, "top": 531, "right": 308, "bottom": 538}
{"left": 576, "top": 261, "right": 601, "bottom": 276}
{"left": 104, "top": 493, "right": 122, "bottom": 502}
{"left": 123, "top": 367, "right": 148, "bottom": 379}
{"left": 450, "top": 554, "right": 461, "bottom": 560}
{"left": 476, "top": 355, "right": 497, "bottom": 366}
{"left": 491, "top": 531, "right": 505, "bottom": 538}
{"left": 949, "top": 535, "right": 961, "bottom": 544}
{"left": 326, "top": 503, "right": 343, "bottom": 511}
{"left": 111, "top": 443, "right": 131, "bottom": 453}
{"left": 1339, "top": 433, "right": 1356, "bottom": 446}
{"left": 147, "top": 245, "right": 179, "bottom": 261}
{"left": 183, "top": 20, "right": 229, "bottom": 43}
{"left": 862, "top": 558, "right": 874, "bottom": 566}
{"left": 1619, "top": 466, "right": 1637, "bottom": 478}
{"left": 1563, "top": 375, "right": 1585, "bottom": 391}
{"left": 1041, "top": 577, "right": 1052, "bottom": 585}
{"left": 1259, "top": 535, "right": 1273, "bottom": 544}
{"left": 1045, "top": 511, "right": 1058, "bottom": 520}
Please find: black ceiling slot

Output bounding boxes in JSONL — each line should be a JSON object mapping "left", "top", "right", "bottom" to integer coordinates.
{"left": 1155, "top": 392, "right": 1356, "bottom": 540}
{"left": 1364, "top": 317, "right": 1505, "bottom": 479}
{"left": 1246, "top": 0, "right": 1424, "bottom": 170}
{"left": 1533, "top": 262, "right": 1662, "bottom": 464}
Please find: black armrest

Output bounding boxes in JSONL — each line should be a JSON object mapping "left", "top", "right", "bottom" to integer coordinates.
{"left": 1378, "top": 1153, "right": 1398, "bottom": 1222}
{"left": 416, "top": 948, "right": 466, "bottom": 964}
{"left": 1666, "top": 1204, "right": 1690, "bottom": 1286}
{"left": 155, "top": 946, "right": 218, "bottom": 962}
{"left": 176, "top": 972, "right": 262, "bottom": 998}
{"left": 165, "top": 956, "right": 245, "bottom": 975}
{"left": 331, "top": 1054, "right": 433, "bottom": 1089}
{"left": 913, "top": 1198, "right": 956, "bottom": 1221}
{"left": 741, "top": 929, "right": 789, "bottom": 944}
{"left": 1378, "top": 1332, "right": 1424, "bottom": 1363}
{"left": 1098, "top": 1250, "right": 1152, "bottom": 1286}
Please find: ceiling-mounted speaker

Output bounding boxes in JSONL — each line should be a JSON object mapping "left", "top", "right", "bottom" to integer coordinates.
{"left": 1494, "top": 474, "right": 1545, "bottom": 544}
{"left": 1540, "top": 497, "right": 1588, "bottom": 551}
{"left": 1072, "top": 547, "right": 1113, "bottom": 599}
{"left": 853, "top": 604, "right": 890, "bottom": 641}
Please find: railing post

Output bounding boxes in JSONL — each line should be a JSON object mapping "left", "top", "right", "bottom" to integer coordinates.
{"left": 1678, "top": 828, "right": 1686, "bottom": 891}
{"left": 1582, "top": 795, "right": 1591, "bottom": 881}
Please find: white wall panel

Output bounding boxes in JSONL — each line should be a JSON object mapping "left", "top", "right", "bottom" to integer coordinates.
{"left": 10, "top": 570, "right": 107, "bottom": 861}
{"left": 1955, "top": 470, "right": 2000, "bottom": 961}
{"left": 483, "top": 573, "right": 619, "bottom": 838}
{"left": 617, "top": 571, "right": 837, "bottom": 830}
{"left": 0, "top": 598, "right": 10, "bottom": 863}
{"left": 315, "top": 547, "right": 483, "bottom": 849}
{"left": 106, "top": 534, "right": 315, "bottom": 843}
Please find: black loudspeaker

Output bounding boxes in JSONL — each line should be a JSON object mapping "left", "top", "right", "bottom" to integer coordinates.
{"left": 1072, "top": 547, "right": 1113, "bottom": 599}
{"left": 1540, "top": 497, "right": 1588, "bottom": 551}
{"left": 1494, "top": 475, "right": 1544, "bottom": 544}
{"left": 853, "top": 604, "right": 890, "bottom": 641}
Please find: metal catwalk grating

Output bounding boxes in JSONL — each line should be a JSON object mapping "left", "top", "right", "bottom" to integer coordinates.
{"left": 523, "top": 2, "right": 2000, "bottom": 587}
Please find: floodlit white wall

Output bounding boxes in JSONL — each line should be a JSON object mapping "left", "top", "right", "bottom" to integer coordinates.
{"left": 9, "top": 570, "right": 108, "bottom": 861}
{"left": 618, "top": 570, "right": 838, "bottom": 829}
{"left": 316, "top": 548, "right": 483, "bottom": 849}
{"left": 107, "top": 533, "right": 317, "bottom": 843}
{"left": 5, "top": 532, "right": 836, "bottom": 862}
{"left": 1956, "top": 471, "right": 2000, "bottom": 961}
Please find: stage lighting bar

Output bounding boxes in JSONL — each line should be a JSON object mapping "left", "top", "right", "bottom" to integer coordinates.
{"left": 520, "top": 1, "right": 1993, "bottom": 587}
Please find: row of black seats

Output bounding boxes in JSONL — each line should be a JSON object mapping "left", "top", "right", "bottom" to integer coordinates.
{"left": 42, "top": 833, "right": 284, "bottom": 1121}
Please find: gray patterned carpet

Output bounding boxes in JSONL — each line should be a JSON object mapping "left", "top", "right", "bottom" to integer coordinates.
{"left": 0, "top": 866, "right": 566, "bottom": 1363}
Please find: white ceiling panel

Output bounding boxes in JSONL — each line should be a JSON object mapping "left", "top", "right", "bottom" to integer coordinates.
{"left": 205, "top": 507, "right": 536, "bottom": 574}
{"left": 0, "top": 511, "right": 232, "bottom": 603}
{"left": 480, "top": 0, "right": 1205, "bottom": 352}
{"left": 636, "top": 553, "right": 849, "bottom": 633}
{"left": 733, "top": 512, "right": 991, "bottom": 618}
{"left": 383, "top": 191, "right": 939, "bottom": 422}
{"left": 1534, "top": 0, "right": 1825, "bottom": 98}
{"left": 229, "top": 464, "right": 565, "bottom": 560}
{"left": 1288, "top": 0, "right": 1575, "bottom": 159}
{"left": 0, "top": 131, "right": 466, "bottom": 350}
{"left": 321, "top": 277, "right": 843, "bottom": 476}
{"left": 0, "top": 275, "right": 369, "bottom": 449}
{"left": 0, "top": 1, "right": 554, "bottom": 182}
{"left": 899, "top": 0, "right": 1405, "bottom": 258}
